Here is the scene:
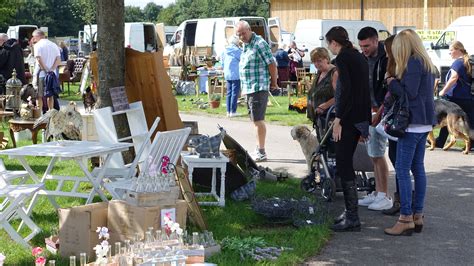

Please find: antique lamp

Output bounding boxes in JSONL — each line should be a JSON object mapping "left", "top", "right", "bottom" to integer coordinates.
{"left": 5, "top": 69, "right": 22, "bottom": 118}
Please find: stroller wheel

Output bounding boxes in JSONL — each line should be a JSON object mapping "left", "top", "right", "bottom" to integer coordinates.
{"left": 321, "top": 178, "right": 336, "bottom": 202}
{"left": 300, "top": 173, "right": 317, "bottom": 193}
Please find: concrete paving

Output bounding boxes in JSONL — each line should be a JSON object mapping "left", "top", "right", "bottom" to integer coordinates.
{"left": 180, "top": 112, "right": 474, "bottom": 265}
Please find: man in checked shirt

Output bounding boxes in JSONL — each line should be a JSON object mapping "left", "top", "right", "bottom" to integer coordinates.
{"left": 235, "top": 20, "right": 278, "bottom": 162}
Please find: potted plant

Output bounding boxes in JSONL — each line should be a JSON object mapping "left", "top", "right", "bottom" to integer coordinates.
{"left": 209, "top": 94, "right": 221, "bottom": 108}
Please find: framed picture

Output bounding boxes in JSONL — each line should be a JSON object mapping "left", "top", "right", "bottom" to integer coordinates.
{"left": 109, "top": 86, "right": 130, "bottom": 112}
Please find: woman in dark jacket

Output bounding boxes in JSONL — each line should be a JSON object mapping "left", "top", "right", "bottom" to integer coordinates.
{"left": 384, "top": 29, "right": 437, "bottom": 236}
{"left": 325, "top": 26, "right": 371, "bottom": 232}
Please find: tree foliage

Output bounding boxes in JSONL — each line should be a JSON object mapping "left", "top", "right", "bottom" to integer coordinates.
{"left": 124, "top": 6, "right": 145, "bottom": 22}
{"left": 143, "top": 2, "right": 163, "bottom": 22}
{"left": 0, "top": 0, "right": 269, "bottom": 36}
{"left": 157, "top": 0, "right": 269, "bottom": 26}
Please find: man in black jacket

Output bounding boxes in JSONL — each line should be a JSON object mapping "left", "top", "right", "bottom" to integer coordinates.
{"left": 356, "top": 27, "right": 393, "bottom": 212}
{"left": 0, "top": 33, "right": 26, "bottom": 93}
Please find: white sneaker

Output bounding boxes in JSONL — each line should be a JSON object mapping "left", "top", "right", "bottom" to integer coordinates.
{"left": 368, "top": 195, "right": 393, "bottom": 211}
{"left": 229, "top": 112, "right": 238, "bottom": 117}
{"left": 251, "top": 150, "right": 267, "bottom": 162}
{"left": 358, "top": 192, "right": 377, "bottom": 206}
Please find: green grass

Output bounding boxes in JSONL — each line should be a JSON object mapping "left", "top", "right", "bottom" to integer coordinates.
{"left": 0, "top": 122, "right": 330, "bottom": 265}
{"left": 176, "top": 95, "right": 312, "bottom": 127}
{"left": 58, "top": 83, "right": 82, "bottom": 102}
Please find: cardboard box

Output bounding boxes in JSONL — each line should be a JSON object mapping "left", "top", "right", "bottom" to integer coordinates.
{"left": 58, "top": 202, "right": 108, "bottom": 260}
{"left": 124, "top": 186, "right": 180, "bottom": 207}
{"left": 107, "top": 200, "right": 187, "bottom": 242}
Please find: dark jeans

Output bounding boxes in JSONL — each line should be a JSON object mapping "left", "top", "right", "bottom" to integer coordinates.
{"left": 436, "top": 97, "right": 474, "bottom": 147}
{"left": 335, "top": 123, "right": 360, "bottom": 182}
{"left": 226, "top": 80, "right": 240, "bottom": 114}
{"left": 396, "top": 132, "right": 428, "bottom": 216}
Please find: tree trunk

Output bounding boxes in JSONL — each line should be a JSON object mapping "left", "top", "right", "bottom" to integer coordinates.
{"left": 96, "top": 0, "right": 124, "bottom": 108}
{"left": 95, "top": 0, "right": 131, "bottom": 160}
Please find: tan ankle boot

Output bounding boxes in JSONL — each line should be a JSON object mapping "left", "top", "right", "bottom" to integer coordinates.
{"left": 413, "top": 213, "right": 424, "bottom": 233}
{"left": 384, "top": 217, "right": 415, "bottom": 236}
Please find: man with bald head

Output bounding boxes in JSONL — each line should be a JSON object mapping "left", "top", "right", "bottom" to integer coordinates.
{"left": 236, "top": 20, "right": 278, "bottom": 162}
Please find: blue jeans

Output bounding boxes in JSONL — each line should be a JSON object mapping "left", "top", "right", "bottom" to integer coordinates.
{"left": 396, "top": 132, "right": 428, "bottom": 215}
{"left": 226, "top": 80, "right": 240, "bottom": 113}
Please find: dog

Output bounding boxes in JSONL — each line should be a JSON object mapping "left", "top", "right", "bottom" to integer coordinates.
{"left": 427, "top": 99, "right": 474, "bottom": 154}
{"left": 291, "top": 125, "right": 319, "bottom": 171}
{"left": 82, "top": 86, "right": 96, "bottom": 113}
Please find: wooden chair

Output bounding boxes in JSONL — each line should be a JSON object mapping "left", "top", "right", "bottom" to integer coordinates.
{"left": 208, "top": 72, "right": 226, "bottom": 99}
{"left": 296, "top": 67, "right": 308, "bottom": 96}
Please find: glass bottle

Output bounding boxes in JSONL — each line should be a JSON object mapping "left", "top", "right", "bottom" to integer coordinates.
{"left": 192, "top": 232, "right": 199, "bottom": 249}
{"left": 69, "top": 256, "right": 76, "bottom": 266}
{"left": 155, "top": 229, "right": 162, "bottom": 244}
{"left": 79, "top": 253, "right": 87, "bottom": 266}
{"left": 124, "top": 239, "right": 131, "bottom": 254}
{"left": 114, "top": 242, "right": 121, "bottom": 257}
{"left": 48, "top": 261, "right": 56, "bottom": 266}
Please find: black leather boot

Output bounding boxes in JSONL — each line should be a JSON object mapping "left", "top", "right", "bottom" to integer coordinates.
{"left": 382, "top": 192, "right": 400, "bottom": 216}
{"left": 332, "top": 180, "right": 361, "bottom": 232}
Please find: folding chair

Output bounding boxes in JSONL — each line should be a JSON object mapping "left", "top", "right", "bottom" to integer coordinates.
{"left": 0, "top": 178, "right": 43, "bottom": 248}
{"left": 104, "top": 127, "right": 191, "bottom": 199}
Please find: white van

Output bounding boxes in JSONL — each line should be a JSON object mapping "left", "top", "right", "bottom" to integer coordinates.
{"left": 81, "top": 22, "right": 158, "bottom": 53}
{"left": 164, "top": 16, "right": 281, "bottom": 66}
{"left": 7, "top": 25, "right": 47, "bottom": 49}
{"left": 293, "top": 19, "right": 390, "bottom": 68}
{"left": 428, "top": 16, "right": 474, "bottom": 83}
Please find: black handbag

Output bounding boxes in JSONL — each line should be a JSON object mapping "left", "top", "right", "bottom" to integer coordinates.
{"left": 383, "top": 92, "right": 410, "bottom": 138}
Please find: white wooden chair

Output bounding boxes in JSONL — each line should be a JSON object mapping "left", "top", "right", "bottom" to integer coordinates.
{"left": 0, "top": 177, "right": 43, "bottom": 248}
{"left": 93, "top": 101, "right": 151, "bottom": 169}
{"left": 104, "top": 127, "right": 191, "bottom": 199}
{"left": 92, "top": 117, "right": 160, "bottom": 180}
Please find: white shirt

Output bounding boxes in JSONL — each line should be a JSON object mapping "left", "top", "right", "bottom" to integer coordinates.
{"left": 33, "top": 39, "right": 61, "bottom": 78}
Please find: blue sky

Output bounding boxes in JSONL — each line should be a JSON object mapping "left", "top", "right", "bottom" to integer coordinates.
{"left": 124, "top": 0, "right": 175, "bottom": 8}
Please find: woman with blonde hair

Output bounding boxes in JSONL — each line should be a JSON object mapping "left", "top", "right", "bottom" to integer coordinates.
{"left": 384, "top": 29, "right": 437, "bottom": 236}
{"left": 221, "top": 35, "right": 242, "bottom": 117}
{"left": 436, "top": 41, "right": 474, "bottom": 147}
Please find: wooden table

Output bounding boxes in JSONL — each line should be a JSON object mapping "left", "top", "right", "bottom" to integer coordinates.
{"left": 0, "top": 110, "right": 14, "bottom": 124}
{"left": 9, "top": 119, "right": 47, "bottom": 148}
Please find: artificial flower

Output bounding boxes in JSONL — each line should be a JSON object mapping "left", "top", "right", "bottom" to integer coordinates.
{"left": 35, "top": 256, "right": 46, "bottom": 265}
{"left": 32, "top": 247, "right": 43, "bottom": 257}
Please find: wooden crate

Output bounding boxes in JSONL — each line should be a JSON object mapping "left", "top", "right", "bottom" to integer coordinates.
{"left": 124, "top": 186, "right": 180, "bottom": 207}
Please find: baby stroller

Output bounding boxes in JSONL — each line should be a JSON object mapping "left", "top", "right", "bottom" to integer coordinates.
{"left": 300, "top": 106, "right": 375, "bottom": 201}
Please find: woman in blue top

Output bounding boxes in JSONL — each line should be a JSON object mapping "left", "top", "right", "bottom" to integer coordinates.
{"left": 221, "top": 35, "right": 242, "bottom": 117}
{"left": 437, "top": 41, "right": 474, "bottom": 146}
{"left": 385, "top": 29, "right": 437, "bottom": 236}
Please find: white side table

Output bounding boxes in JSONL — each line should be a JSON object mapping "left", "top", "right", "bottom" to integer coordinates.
{"left": 181, "top": 152, "right": 229, "bottom": 207}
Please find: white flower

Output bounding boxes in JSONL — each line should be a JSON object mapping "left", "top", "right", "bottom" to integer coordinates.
{"left": 176, "top": 228, "right": 183, "bottom": 236}
{"left": 0, "top": 253, "right": 5, "bottom": 261}
{"left": 171, "top": 222, "right": 180, "bottom": 232}
{"left": 96, "top": 227, "right": 109, "bottom": 240}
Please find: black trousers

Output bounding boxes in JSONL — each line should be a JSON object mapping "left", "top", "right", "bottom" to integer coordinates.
{"left": 335, "top": 123, "right": 360, "bottom": 182}
{"left": 388, "top": 139, "right": 399, "bottom": 193}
